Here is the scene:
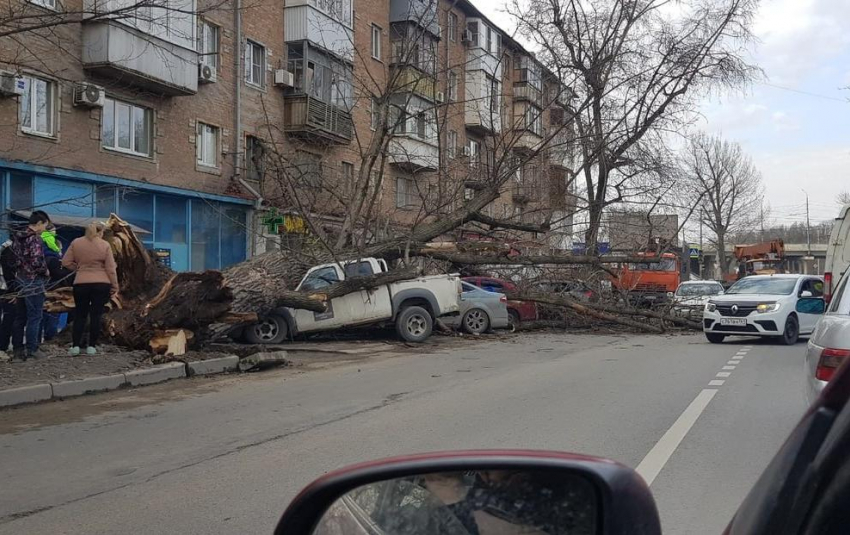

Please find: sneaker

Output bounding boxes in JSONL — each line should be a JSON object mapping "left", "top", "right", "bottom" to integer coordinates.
{"left": 86, "top": 346, "right": 97, "bottom": 356}
{"left": 27, "top": 349, "right": 47, "bottom": 360}
{"left": 68, "top": 346, "right": 81, "bottom": 356}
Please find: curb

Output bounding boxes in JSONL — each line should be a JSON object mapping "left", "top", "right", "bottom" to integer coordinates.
{"left": 0, "top": 355, "right": 243, "bottom": 409}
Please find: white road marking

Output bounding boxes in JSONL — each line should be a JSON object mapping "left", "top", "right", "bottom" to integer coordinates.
{"left": 709, "top": 380, "right": 725, "bottom": 386}
{"left": 735, "top": 351, "right": 748, "bottom": 356}
{"left": 636, "top": 389, "right": 718, "bottom": 486}
{"left": 716, "top": 372, "right": 732, "bottom": 378}
{"left": 722, "top": 366, "right": 736, "bottom": 370}
{"left": 727, "top": 360, "right": 740, "bottom": 365}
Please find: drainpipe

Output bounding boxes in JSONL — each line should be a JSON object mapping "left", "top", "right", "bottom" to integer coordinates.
{"left": 233, "top": 0, "right": 243, "bottom": 181}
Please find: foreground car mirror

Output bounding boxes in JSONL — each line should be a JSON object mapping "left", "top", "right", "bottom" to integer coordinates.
{"left": 274, "top": 450, "right": 661, "bottom": 535}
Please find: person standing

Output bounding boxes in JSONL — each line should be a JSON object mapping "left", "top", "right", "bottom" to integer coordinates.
{"left": 0, "top": 239, "right": 17, "bottom": 358}
{"left": 62, "top": 222, "right": 119, "bottom": 355}
{"left": 10, "top": 211, "right": 51, "bottom": 360}
{"left": 39, "top": 224, "right": 72, "bottom": 342}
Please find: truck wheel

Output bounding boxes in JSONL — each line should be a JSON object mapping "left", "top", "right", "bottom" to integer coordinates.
{"left": 396, "top": 306, "right": 432, "bottom": 343}
{"left": 245, "top": 315, "right": 288, "bottom": 344}
{"left": 780, "top": 315, "right": 799, "bottom": 345}
{"left": 463, "top": 308, "right": 490, "bottom": 334}
{"left": 705, "top": 333, "right": 725, "bottom": 344}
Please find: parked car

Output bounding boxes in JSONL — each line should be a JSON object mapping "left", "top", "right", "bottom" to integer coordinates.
{"left": 824, "top": 203, "right": 850, "bottom": 302}
{"left": 532, "top": 280, "right": 597, "bottom": 302}
{"left": 672, "top": 280, "right": 725, "bottom": 319}
{"left": 806, "top": 270, "right": 850, "bottom": 404}
{"left": 461, "top": 276, "right": 538, "bottom": 329}
{"left": 703, "top": 274, "right": 826, "bottom": 345}
{"left": 445, "top": 281, "right": 510, "bottom": 334}
{"left": 244, "top": 257, "right": 461, "bottom": 344}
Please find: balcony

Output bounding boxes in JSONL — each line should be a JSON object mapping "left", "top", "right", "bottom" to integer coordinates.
{"left": 513, "top": 83, "right": 543, "bottom": 106}
{"left": 465, "top": 105, "right": 500, "bottom": 135}
{"left": 284, "top": 1, "right": 354, "bottom": 61}
{"left": 513, "top": 130, "right": 544, "bottom": 155}
{"left": 549, "top": 132, "right": 574, "bottom": 169}
{"left": 283, "top": 95, "right": 353, "bottom": 144}
{"left": 388, "top": 136, "right": 439, "bottom": 171}
{"left": 81, "top": 21, "right": 198, "bottom": 95}
{"left": 512, "top": 184, "right": 538, "bottom": 203}
{"left": 390, "top": 66, "right": 438, "bottom": 102}
{"left": 390, "top": 0, "right": 440, "bottom": 37}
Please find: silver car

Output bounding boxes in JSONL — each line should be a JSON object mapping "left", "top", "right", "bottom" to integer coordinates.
{"left": 806, "top": 271, "right": 850, "bottom": 404}
{"left": 447, "top": 281, "right": 510, "bottom": 334}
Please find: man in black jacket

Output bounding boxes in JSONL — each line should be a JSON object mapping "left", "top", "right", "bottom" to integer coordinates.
{"left": 0, "top": 239, "right": 18, "bottom": 357}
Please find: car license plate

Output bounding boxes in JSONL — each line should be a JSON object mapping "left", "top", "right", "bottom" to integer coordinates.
{"left": 720, "top": 318, "right": 747, "bottom": 327}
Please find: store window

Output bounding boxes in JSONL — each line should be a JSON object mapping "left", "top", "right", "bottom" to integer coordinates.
{"left": 221, "top": 207, "right": 247, "bottom": 268}
{"left": 155, "top": 196, "right": 187, "bottom": 243}
{"left": 191, "top": 199, "right": 221, "bottom": 270}
{"left": 9, "top": 173, "right": 33, "bottom": 211}
{"left": 119, "top": 190, "right": 154, "bottom": 244}
{"left": 95, "top": 186, "right": 117, "bottom": 218}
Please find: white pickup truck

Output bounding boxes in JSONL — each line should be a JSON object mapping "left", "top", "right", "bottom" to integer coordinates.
{"left": 244, "top": 257, "right": 462, "bottom": 344}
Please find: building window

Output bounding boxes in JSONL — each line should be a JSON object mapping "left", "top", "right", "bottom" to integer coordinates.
{"left": 370, "top": 97, "right": 380, "bottom": 130}
{"left": 448, "top": 12, "right": 457, "bottom": 42}
{"left": 28, "top": 0, "right": 56, "bottom": 9}
{"left": 396, "top": 177, "right": 416, "bottom": 208}
{"left": 525, "top": 106, "right": 543, "bottom": 136}
{"left": 489, "top": 77, "right": 501, "bottom": 110}
{"left": 246, "top": 135, "right": 266, "bottom": 181}
{"left": 448, "top": 130, "right": 457, "bottom": 159}
{"left": 198, "top": 19, "right": 220, "bottom": 70}
{"left": 467, "top": 21, "right": 479, "bottom": 46}
{"left": 371, "top": 25, "right": 382, "bottom": 60}
{"left": 245, "top": 39, "right": 266, "bottom": 87}
{"left": 342, "top": 161, "right": 354, "bottom": 193}
{"left": 467, "top": 139, "right": 480, "bottom": 166}
{"left": 448, "top": 70, "right": 457, "bottom": 102}
{"left": 196, "top": 122, "right": 219, "bottom": 167}
{"left": 19, "top": 76, "right": 54, "bottom": 137}
{"left": 102, "top": 98, "right": 152, "bottom": 156}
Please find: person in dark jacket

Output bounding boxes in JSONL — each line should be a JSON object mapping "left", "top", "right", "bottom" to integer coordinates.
{"left": 0, "top": 239, "right": 17, "bottom": 355}
{"left": 11, "top": 211, "right": 51, "bottom": 360}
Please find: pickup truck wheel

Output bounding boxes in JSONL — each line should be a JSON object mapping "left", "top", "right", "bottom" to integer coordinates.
{"left": 396, "top": 306, "right": 432, "bottom": 343}
{"left": 463, "top": 308, "right": 490, "bottom": 335}
{"left": 507, "top": 310, "right": 521, "bottom": 333}
{"left": 244, "top": 315, "right": 288, "bottom": 345}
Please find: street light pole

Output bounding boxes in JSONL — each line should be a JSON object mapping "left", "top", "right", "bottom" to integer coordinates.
{"left": 802, "top": 189, "right": 811, "bottom": 257}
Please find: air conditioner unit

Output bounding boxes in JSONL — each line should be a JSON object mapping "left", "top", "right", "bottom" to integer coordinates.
{"left": 435, "top": 91, "right": 445, "bottom": 103}
{"left": 73, "top": 82, "right": 105, "bottom": 108}
{"left": 0, "top": 71, "right": 26, "bottom": 97}
{"left": 274, "top": 69, "right": 294, "bottom": 87}
{"left": 461, "top": 29, "right": 473, "bottom": 43}
{"left": 198, "top": 63, "right": 217, "bottom": 84}
{"left": 462, "top": 146, "right": 471, "bottom": 157}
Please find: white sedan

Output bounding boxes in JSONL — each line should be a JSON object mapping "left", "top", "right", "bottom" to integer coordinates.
{"left": 703, "top": 274, "right": 825, "bottom": 345}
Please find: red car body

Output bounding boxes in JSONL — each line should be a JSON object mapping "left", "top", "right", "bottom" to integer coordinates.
{"left": 462, "top": 277, "right": 538, "bottom": 324}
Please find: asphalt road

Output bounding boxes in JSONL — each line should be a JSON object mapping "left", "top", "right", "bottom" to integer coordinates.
{"left": 0, "top": 332, "right": 808, "bottom": 535}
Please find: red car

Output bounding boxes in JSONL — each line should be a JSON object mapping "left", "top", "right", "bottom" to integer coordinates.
{"left": 461, "top": 277, "right": 538, "bottom": 329}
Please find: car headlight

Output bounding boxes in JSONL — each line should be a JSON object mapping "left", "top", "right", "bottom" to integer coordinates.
{"left": 706, "top": 303, "right": 717, "bottom": 312}
{"left": 757, "top": 303, "right": 780, "bottom": 313}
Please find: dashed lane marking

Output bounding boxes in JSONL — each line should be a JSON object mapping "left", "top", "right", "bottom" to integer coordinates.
{"left": 709, "top": 380, "right": 725, "bottom": 386}
{"left": 636, "top": 388, "right": 718, "bottom": 486}
{"left": 722, "top": 366, "right": 736, "bottom": 370}
{"left": 716, "top": 372, "right": 732, "bottom": 378}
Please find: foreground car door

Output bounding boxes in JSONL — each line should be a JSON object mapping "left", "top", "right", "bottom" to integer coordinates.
{"left": 726, "top": 356, "right": 850, "bottom": 534}
{"left": 796, "top": 278, "right": 827, "bottom": 334}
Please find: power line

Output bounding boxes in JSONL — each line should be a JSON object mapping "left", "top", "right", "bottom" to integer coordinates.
{"left": 760, "top": 82, "right": 849, "bottom": 103}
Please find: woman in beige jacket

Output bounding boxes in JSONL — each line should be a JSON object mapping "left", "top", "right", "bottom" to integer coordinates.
{"left": 61, "top": 222, "right": 119, "bottom": 356}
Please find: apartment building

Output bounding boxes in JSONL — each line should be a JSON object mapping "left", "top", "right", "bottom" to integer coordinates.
{"left": 0, "top": 0, "right": 575, "bottom": 272}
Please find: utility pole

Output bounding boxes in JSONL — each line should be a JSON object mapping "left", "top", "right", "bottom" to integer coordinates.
{"left": 760, "top": 203, "right": 765, "bottom": 241}
{"left": 803, "top": 189, "right": 811, "bottom": 256}
{"left": 699, "top": 208, "right": 704, "bottom": 278}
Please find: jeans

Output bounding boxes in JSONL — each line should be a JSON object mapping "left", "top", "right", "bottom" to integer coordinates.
{"left": 72, "top": 283, "right": 111, "bottom": 348}
{"left": 12, "top": 277, "right": 46, "bottom": 354}
{"left": 0, "top": 296, "right": 16, "bottom": 351}
{"left": 40, "top": 312, "right": 59, "bottom": 342}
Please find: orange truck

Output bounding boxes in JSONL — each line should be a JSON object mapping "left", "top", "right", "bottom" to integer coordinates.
{"left": 613, "top": 252, "right": 681, "bottom": 305}
{"left": 729, "top": 240, "right": 785, "bottom": 282}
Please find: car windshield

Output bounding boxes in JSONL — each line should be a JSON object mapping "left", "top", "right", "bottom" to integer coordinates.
{"left": 725, "top": 278, "right": 797, "bottom": 295}
{"left": 676, "top": 284, "right": 723, "bottom": 297}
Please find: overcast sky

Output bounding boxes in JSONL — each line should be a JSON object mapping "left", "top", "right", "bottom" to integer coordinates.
{"left": 477, "top": 0, "right": 850, "bottom": 226}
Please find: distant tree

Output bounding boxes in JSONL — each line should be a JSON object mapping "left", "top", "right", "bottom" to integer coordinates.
{"left": 838, "top": 190, "right": 850, "bottom": 206}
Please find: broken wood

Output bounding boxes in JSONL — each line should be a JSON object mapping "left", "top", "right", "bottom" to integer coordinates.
{"left": 149, "top": 329, "right": 194, "bottom": 356}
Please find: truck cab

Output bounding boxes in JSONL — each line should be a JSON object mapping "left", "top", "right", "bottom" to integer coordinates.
{"left": 614, "top": 252, "right": 681, "bottom": 305}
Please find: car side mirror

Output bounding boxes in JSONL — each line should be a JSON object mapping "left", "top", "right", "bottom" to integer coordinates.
{"left": 274, "top": 451, "right": 661, "bottom": 535}
{"left": 800, "top": 290, "right": 814, "bottom": 298}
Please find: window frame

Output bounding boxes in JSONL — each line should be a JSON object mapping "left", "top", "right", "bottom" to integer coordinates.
{"left": 101, "top": 97, "right": 153, "bottom": 157}
{"left": 19, "top": 75, "right": 55, "bottom": 137}
{"left": 448, "top": 12, "right": 457, "bottom": 42}
{"left": 396, "top": 176, "right": 416, "bottom": 209}
{"left": 448, "top": 130, "right": 457, "bottom": 159}
{"left": 245, "top": 135, "right": 266, "bottom": 180}
{"left": 196, "top": 121, "right": 220, "bottom": 168}
{"left": 245, "top": 39, "right": 266, "bottom": 88}
{"left": 448, "top": 70, "right": 458, "bottom": 102}
{"left": 371, "top": 24, "right": 382, "bottom": 61}
{"left": 28, "top": 0, "right": 57, "bottom": 10}
{"left": 198, "top": 19, "right": 220, "bottom": 70}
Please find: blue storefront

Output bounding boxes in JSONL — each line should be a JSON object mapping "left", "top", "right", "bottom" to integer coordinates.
{"left": 0, "top": 160, "right": 253, "bottom": 272}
